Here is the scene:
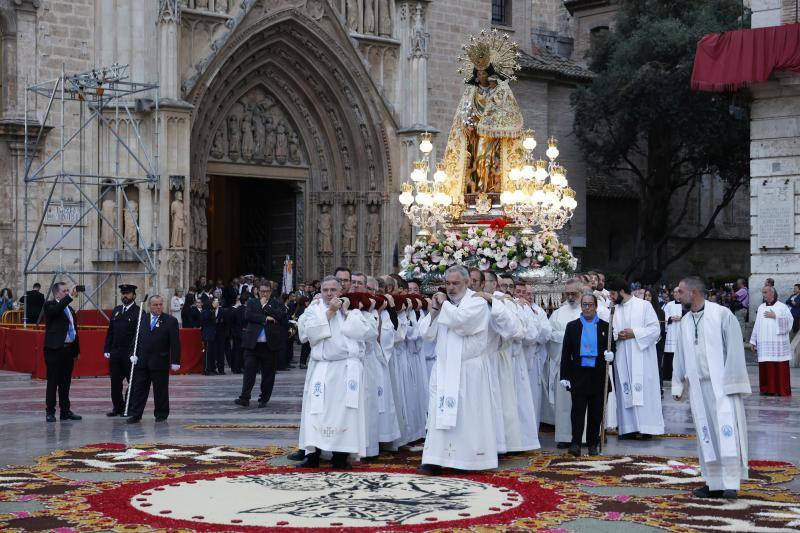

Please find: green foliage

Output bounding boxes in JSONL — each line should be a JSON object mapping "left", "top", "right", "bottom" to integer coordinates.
{"left": 572, "top": 0, "right": 751, "bottom": 279}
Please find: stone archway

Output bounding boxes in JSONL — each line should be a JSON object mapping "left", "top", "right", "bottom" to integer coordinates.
{"left": 186, "top": 3, "right": 397, "bottom": 283}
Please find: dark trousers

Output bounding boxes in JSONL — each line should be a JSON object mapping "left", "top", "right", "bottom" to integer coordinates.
{"left": 109, "top": 356, "right": 132, "bottom": 414}
{"left": 662, "top": 351, "right": 674, "bottom": 383}
{"left": 203, "top": 341, "right": 213, "bottom": 372}
{"left": 570, "top": 390, "right": 605, "bottom": 447}
{"left": 231, "top": 336, "right": 244, "bottom": 372}
{"left": 128, "top": 366, "right": 170, "bottom": 419}
{"left": 300, "top": 341, "right": 311, "bottom": 365}
{"left": 239, "top": 343, "right": 278, "bottom": 402}
{"left": 210, "top": 335, "right": 229, "bottom": 372}
{"left": 44, "top": 348, "right": 74, "bottom": 415}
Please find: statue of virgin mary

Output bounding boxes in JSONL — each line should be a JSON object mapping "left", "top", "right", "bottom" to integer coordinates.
{"left": 442, "top": 29, "right": 525, "bottom": 210}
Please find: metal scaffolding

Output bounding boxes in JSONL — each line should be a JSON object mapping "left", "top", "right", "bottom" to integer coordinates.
{"left": 22, "top": 64, "right": 160, "bottom": 324}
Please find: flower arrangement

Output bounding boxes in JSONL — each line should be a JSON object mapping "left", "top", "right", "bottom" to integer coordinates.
{"left": 400, "top": 225, "right": 577, "bottom": 278}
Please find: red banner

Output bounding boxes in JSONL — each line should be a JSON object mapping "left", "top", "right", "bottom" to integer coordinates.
{"left": 0, "top": 327, "right": 204, "bottom": 379}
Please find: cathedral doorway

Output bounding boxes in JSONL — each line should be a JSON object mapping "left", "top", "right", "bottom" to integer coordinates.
{"left": 207, "top": 175, "right": 297, "bottom": 283}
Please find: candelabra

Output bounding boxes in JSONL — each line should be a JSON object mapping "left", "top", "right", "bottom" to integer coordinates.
{"left": 500, "top": 130, "right": 577, "bottom": 231}
{"left": 398, "top": 132, "right": 455, "bottom": 236}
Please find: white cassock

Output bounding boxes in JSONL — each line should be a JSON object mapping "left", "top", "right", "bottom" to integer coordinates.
{"left": 399, "top": 309, "right": 424, "bottom": 442}
{"left": 750, "top": 301, "right": 793, "bottom": 363}
{"left": 546, "top": 302, "right": 582, "bottom": 442}
{"left": 420, "top": 311, "right": 437, "bottom": 382}
{"left": 672, "top": 301, "right": 750, "bottom": 491}
{"left": 361, "top": 309, "right": 384, "bottom": 457}
{"left": 483, "top": 296, "right": 509, "bottom": 454}
{"left": 378, "top": 308, "right": 405, "bottom": 448}
{"left": 510, "top": 301, "right": 541, "bottom": 451}
{"left": 298, "top": 302, "right": 377, "bottom": 457}
{"left": 374, "top": 309, "right": 401, "bottom": 444}
{"left": 404, "top": 310, "right": 428, "bottom": 442}
{"left": 418, "top": 289, "right": 497, "bottom": 470}
{"left": 489, "top": 294, "right": 528, "bottom": 452}
{"left": 612, "top": 297, "right": 665, "bottom": 435}
{"left": 522, "top": 303, "right": 551, "bottom": 425}
{"left": 662, "top": 300, "right": 683, "bottom": 354}
{"left": 389, "top": 309, "right": 410, "bottom": 448}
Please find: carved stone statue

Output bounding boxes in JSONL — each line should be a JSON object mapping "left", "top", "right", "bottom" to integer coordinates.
{"left": 170, "top": 191, "right": 185, "bottom": 248}
{"left": 264, "top": 115, "right": 276, "bottom": 163}
{"left": 167, "top": 253, "right": 183, "bottom": 291}
{"left": 379, "top": 0, "right": 392, "bottom": 36}
{"left": 275, "top": 121, "right": 289, "bottom": 165}
{"left": 366, "top": 203, "right": 380, "bottom": 253}
{"left": 364, "top": 0, "right": 375, "bottom": 34}
{"left": 342, "top": 204, "right": 358, "bottom": 254}
{"left": 253, "top": 107, "right": 266, "bottom": 161}
{"left": 210, "top": 127, "right": 225, "bottom": 159}
{"left": 399, "top": 218, "right": 412, "bottom": 250}
{"left": 227, "top": 114, "right": 241, "bottom": 160}
{"left": 288, "top": 132, "right": 301, "bottom": 164}
{"left": 318, "top": 204, "right": 333, "bottom": 254}
{"left": 124, "top": 199, "right": 139, "bottom": 248}
{"left": 241, "top": 108, "right": 254, "bottom": 161}
{"left": 346, "top": 0, "right": 360, "bottom": 32}
{"left": 195, "top": 0, "right": 209, "bottom": 9}
{"left": 197, "top": 197, "right": 208, "bottom": 247}
{"left": 214, "top": 0, "right": 227, "bottom": 13}
{"left": 100, "top": 197, "right": 116, "bottom": 248}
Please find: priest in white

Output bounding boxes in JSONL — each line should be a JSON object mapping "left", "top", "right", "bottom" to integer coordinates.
{"left": 672, "top": 276, "right": 750, "bottom": 499}
{"left": 546, "top": 279, "right": 584, "bottom": 446}
{"left": 480, "top": 271, "right": 509, "bottom": 454}
{"left": 296, "top": 276, "right": 377, "bottom": 468}
{"left": 606, "top": 278, "right": 664, "bottom": 438}
{"left": 417, "top": 266, "right": 495, "bottom": 474}
{"left": 523, "top": 284, "right": 551, "bottom": 425}
{"left": 662, "top": 286, "right": 684, "bottom": 390}
{"left": 750, "top": 285, "right": 793, "bottom": 397}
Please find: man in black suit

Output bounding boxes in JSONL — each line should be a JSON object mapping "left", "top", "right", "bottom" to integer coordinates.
{"left": 560, "top": 292, "right": 615, "bottom": 457}
{"left": 102, "top": 284, "right": 140, "bottom": 417}
{"left": 20, "top": 282, "right": 45, "bottom": 325}
{"left": 42, "top": 282, "right": 82, "bottom": 422}
{"left": 230, "top": 293, "right": 249, "bottom": 373}
{"left": 234, "top": 283, "right": 286, "bottom": 407}
{"left": 127, "top": 295, "right": 181, "bottom": 423}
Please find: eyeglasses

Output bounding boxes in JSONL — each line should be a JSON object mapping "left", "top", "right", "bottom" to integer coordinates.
{"left": 580, "top": 302, "right": 596, "bottom": 308}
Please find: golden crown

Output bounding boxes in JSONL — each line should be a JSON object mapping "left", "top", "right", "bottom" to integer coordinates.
{"left": 457, "top": 28, "right": 521, "bottom": 82}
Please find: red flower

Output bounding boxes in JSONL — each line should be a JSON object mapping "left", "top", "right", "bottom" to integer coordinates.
{"left": 476, "top": 218, "right": 509, "bottom": 231}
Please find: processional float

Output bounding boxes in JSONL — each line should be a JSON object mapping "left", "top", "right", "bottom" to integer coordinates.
{"left": 399, "top": 29, "right": 578, "bottom": 308}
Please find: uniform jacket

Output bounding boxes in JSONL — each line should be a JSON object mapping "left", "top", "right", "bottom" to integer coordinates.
{"left": 103, "top": 303, "right": 141, "bottom": 358}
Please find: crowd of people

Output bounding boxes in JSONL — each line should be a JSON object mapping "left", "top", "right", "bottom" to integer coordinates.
{"left": 19, "top": 265, "right": 800, "bottom": 503}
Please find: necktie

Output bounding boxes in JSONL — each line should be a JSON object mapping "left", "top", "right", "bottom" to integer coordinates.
{"left": 151, "top": 315, "right": 158, "bottom": 331}
{"left": 64, "top": 307, "right": 75, "bottom": 342}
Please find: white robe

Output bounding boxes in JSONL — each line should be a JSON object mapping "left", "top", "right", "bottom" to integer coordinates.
{"left": 672, "top": 301, "right": 750, "bottom": 491}
{"left": 483, "top": 296, "right": 509, "bottom": 454}
{"left": 546, "top": 302, "right": 582, "bottom": 442}
{"left": 510, "top": 302, "right": 540, "bottom": 451}
{"left": 360, "top": 310, "right": 384, "bottom": 457}
{"left": 490, "top": 294, "right": 527, "bottom": 451}
{"left": 612, "top": 296, "right": 665, "bottom": 435}
{"left": 418, "top": 289, "right": 497, "bottom": 470}
{"left": 404, "top": 310, "right": 428, "bottom": 442}
{"left": 522, "top": 303, "right": 550, "bottom": 426}
{"left": 387, "top": 309, "right": 410, "bottom": 448}
{"left": 375, "top": 309, "right": 402, "bottom": 444}
{"left": 750, "top": 301, "right": 793, "bottom": 363}
{"left": 298, "top": 303, "right": 377, "bottom": 456}
{"left": 662, "top": 300, "right": 683, "bottom": 353}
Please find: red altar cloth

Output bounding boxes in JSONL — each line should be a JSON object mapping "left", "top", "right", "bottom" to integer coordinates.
{"left": 691, "top": 23, "right": 800, "bottom": 92}
{"left": 0, "top": 326, "right": 204, "bottom": 379}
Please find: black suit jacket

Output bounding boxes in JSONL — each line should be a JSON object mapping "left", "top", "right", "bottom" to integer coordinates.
{"left": 43, "top": 295, "right": 80, "bottom": 357}
{"left": 560, "top": 317, "right": 613, "bottom": 396}
{"left": 20, "top": 290, "right": 45, "bottom": 323}
{"left": 103, "top": 303, "right": 141, "bottom": 359}
{"left": 231, "top": 305, "right": 246, "bottom": 340}
{"left": 242, "top": 297, "right": 286, "bottom": 351}
{"left": 136, "top": 313, "right": 181, "bottom": 371}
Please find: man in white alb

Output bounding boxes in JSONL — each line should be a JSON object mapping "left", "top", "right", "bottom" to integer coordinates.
{"left": 750, "top": 285, "right": 793, "bottom": 397}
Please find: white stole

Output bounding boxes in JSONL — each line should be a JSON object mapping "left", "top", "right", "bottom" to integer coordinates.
{"left": 682, "top": 302, "right": 737, "bottom": 462}
{"left": 614, "top": 301, "right": 645, "bottom": 407}
{"left": 434, "top": 292, "right": 475, "bottom": 430}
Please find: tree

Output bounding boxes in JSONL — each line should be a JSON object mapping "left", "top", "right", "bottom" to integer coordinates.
{"left": 572, "top": 0, "right": 750, "bottom": 280}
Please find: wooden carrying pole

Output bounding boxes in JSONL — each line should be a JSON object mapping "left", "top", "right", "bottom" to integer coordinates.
{"left": 600, "top": 304, "right": 615, "bottom": 453}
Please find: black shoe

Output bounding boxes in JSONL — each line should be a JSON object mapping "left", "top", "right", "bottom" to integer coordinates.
{"left": 46, "top": 414, "right": 56, "bottom": 422}
{"left": 217, "top": 370, "right": 225, "bottom": 375}
{"left": 618, "top": 432, "right": 640, "bottom": 440}
{"left": 299, "top": 363, "right": 307, "bottom": 369}
{"left": 721, "top": 489, "right": 738, "bottom": 499}
{"left": 416, "top": 463, "right": 443, "bottom": 476}
{"left": 60, "top": 411, "right": 82, "bottom": 421}
{"left": 568, "top": 444, "right": 581, "bottom": 457}
{"left": 258, "top": 401, "right": 267, "bottom": 408}
{"left": 587, "top": 445, "right": 599, "bottom": 456}
{"left": 692, "top": 485, "right": 724, "bottom": 498}
{"left": 331, "top": 454, "right": 352, "bottom": 470}
{"left": 126, "top": 416, "right": 142, "bottom": 424}
{"left": 106, "top": 411, "right": 122, "bottom": 417}
{"left": 556, "top": 442, "right": 571, "bottom": 449}
{"left": 287, "top": 449, "right": 306, "bottom": 461}
{"left": 155, "top": 416, "right": 168, "bottom": 422}
{"left": 234, "top": 398, "right": 250, "bottom": 407}
{"left": 638, "top": 433, "right": 653, "bottom": 440}
{"left": 297, "top": 456, "right": 320, "bottom": 468}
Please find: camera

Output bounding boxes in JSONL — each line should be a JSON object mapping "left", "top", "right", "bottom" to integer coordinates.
{"left": 75, "top": 285, "right": 86, "bottom": 293}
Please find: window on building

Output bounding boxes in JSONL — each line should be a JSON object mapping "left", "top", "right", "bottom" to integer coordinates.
{"left": 589, "top": 25, "right": 609, "bottom": 51}
{"left": 492, "top": 0, "right": 511, "bottom": 27}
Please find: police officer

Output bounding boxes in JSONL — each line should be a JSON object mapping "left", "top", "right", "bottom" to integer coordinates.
{"left": 103, "top": 284, "right": 140, "bottom": 417}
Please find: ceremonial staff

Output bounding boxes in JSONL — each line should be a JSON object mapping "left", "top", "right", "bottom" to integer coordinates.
{"left": 600, "top": 304, "right": 615, "bottom": 453}
{"left": 124, "top": 293, "right": 148, "bottom": 417}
